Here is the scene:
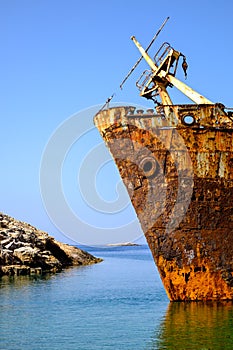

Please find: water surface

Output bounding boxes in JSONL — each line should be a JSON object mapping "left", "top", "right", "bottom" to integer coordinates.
{"left": 0, "top": 245, "right": 233, "bottom": 349}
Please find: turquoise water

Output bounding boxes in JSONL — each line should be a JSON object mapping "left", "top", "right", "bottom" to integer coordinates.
{"left": 1, "top": 245, "right": 233, "bottom": 349}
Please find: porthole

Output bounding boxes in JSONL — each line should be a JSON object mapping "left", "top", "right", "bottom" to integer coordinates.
{"left": 182, "top": 114, "right": 196, "bottom": 126}
{"left": 143, "top": 161, "right": 153, "bottom": 172}
{"left": 139, "top": 157, "right": 158, "bottom": 178}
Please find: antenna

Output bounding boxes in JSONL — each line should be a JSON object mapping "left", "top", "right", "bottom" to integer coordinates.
{"left": 119, "top": 16, "right": 170, "bottom": 90}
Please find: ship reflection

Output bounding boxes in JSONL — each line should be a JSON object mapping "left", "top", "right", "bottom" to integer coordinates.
{"left": 147, "top": 301, "right": 233, "bottom": 349}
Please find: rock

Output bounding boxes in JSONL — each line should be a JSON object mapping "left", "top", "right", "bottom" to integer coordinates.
{"left": 0, "top": 212, "right": 102, "bottom": 276}
{"left": 106, "top": 242, "right": 140, "bottom": 247}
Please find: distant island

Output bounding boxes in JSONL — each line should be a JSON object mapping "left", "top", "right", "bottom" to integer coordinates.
{"left": 106, "top": 242, "right": 141, "bottom": 247}
{"left": 0, "top": 212, "right": 102, "bottom": 276}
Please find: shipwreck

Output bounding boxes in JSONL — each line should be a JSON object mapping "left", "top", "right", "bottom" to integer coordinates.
{"left": 94, "top": 20, "right": 233, "bottom": 301}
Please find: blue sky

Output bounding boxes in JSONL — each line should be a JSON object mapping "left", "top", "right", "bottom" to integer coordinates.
{"left": 1, "top": 1, "right": 233, "bottom": 245}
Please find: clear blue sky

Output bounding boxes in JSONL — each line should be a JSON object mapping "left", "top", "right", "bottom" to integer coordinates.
{"left": 1, "top": 0, "right": 233, "bottom": 245}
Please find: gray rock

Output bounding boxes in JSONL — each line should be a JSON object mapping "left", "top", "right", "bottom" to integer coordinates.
{"left": 0, "top": 212, "right": 102, "bottom": 276}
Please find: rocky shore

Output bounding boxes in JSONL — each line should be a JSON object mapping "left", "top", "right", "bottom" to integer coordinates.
{"left": 0, "top": 212, "right": 102, "bottom": 276}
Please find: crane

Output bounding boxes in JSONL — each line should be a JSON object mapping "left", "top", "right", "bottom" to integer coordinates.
{"left": 130, "top": 36, "right": 213, "bottom": 106}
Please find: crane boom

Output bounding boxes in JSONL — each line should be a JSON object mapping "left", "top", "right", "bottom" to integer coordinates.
{"left": 130, "top": 36, "right": 173, "bottom": 106}
{"left": 165, "top": 74, "right": 213, "bottom": 105}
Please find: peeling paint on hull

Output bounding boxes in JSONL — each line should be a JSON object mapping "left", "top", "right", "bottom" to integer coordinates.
{"left": 94, "top": 105, "right": 233, "bottom": 301}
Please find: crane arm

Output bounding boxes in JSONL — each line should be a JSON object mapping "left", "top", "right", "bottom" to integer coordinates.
{"left": 165, "top": 74, "right": 213, "bottom": 105}
{"left": 130, "top": 36, "right": 173, "bottom": 106}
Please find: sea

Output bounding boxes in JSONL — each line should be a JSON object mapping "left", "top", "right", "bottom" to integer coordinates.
{"left": 1, "top": 244, "right": 233, "bottom": 350}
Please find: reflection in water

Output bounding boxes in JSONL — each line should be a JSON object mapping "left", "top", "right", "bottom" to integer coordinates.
{"left": 148, "top": 301, "right": 233, "bottom": 350}
{"left": 0, "top": 273, "right": 53, "bottom": 291}
{"left": 0, "top": 267, "right": 79, "bottom": 292}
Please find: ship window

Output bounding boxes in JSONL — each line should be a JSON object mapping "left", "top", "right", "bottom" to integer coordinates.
{"left": 143, "top": 161, "right": 153, "bottom": 172}
{"left": 139, "top": 157, "right": 159, "bottom": 178}
{"left": 183, "top": 114, "right": 195, "bottom": 126}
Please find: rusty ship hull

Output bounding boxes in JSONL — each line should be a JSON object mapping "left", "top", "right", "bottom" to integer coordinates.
{"left": 94, "top": 104, "right": 233, "bottom": 301}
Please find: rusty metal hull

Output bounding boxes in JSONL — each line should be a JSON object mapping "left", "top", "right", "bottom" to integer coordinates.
{"left": 94, "top": 105, "right": 233, "bottom": 301}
